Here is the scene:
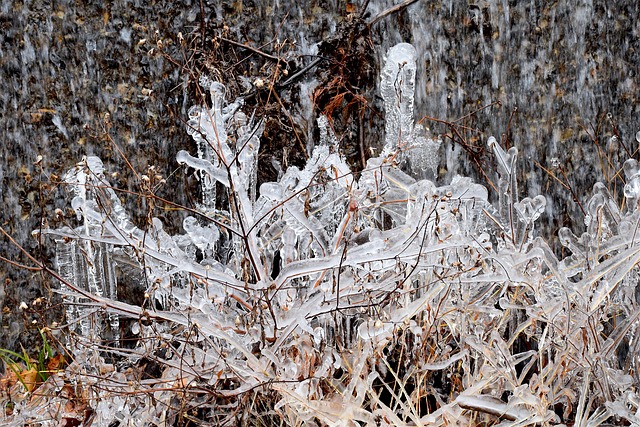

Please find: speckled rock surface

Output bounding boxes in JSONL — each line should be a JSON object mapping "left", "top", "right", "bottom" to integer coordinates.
{"left": 1, "top": 0, "right": 638, "bottom": 349}
{"left": 1, "top": 0, "right": 198, "bottom": 349}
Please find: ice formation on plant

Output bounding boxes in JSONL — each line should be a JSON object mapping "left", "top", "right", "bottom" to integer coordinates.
{"left": 381, "top": 42, "right": 441, "bottom": 179}
{"left": 54, "top": 157, "right": 120, "bottom": 343}
{"left": 24, "top": 43, "right": 640, "bottom": 426}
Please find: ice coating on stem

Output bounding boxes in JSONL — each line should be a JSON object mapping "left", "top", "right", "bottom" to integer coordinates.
{"left": 57, "top": 156, "right": 120, "bottom": 343}
{"left": 186, "top": 80, "right": 225, "bottom": 212}
{"left": 183, "top": 216, "right": 219, "bottom": 257}
{"left": 234, "top": 114, "right": 263, "bottom": 203}
{"left": 514, "top": 195, "right": 546, "bottom": 224}
{"left": 381, "top": 44, "right": 440, "bottom": 177}
{"left": 584, "top": 182, "right": 621, "bottom": 238}
{"left": 514, "top": 195, "right": 547, "bottom": 246}
{"left": 487, "top": 136, "right": 517, "bottom": 178}
{"left": 176, "top": 150, "right": 229, "bottom": 187}
{"left": 623, "top": 159, "right": 640, "bottom": 212}
{"left": 381, "top": 42, "right": 417, "bottom": 153}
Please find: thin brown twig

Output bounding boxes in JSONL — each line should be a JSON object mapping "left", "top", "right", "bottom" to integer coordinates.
{"left": 557, "top": 164, "right": 587, "bottom": 217}
{"left": 198, "top": 0, "right": 206, "bottom": 50}
{"left": 418, "top": 101, "right": 504, "bottom": 193}
{"left": 534, "top": 161, "right": 572, "bottom": 192}
{"left": 358, "top": 0, "right": 372, "bottom": 20}
{"left": 367, "top": 0, "right": 422, "bottom": 26}
{"left": 0, "top": 254, "right": 42, "bottom": 272}
{"left": 452, "top": 100, "right": 501, "bottom": 123}
{"left": 218, "top": 36, "right": 287, "bottom": 67}
{"left": 358, "top": 114, "right": 367, "bottom": 169}
{"left": 606, "top": 113, "right": 630, "bottom": 157}
{"left": 445, "top": 124, "right": 497, "bottom": 193}
{"left": 101, "top": 125, "right": 141, "bottom": 182}
{"left": 417, "top": 114, "right": 479, "bottom": 134}
{"left": 502, "top": 106, "right": 517, "bottom": 148}
{"left": 0, "top": 227, "right": 43, "bottom": 268}
{"left": 278, "top": 58, "right": 323, "bottom": 88}
{"left": 269, "top": 89, "right": 309, "bottom": 159}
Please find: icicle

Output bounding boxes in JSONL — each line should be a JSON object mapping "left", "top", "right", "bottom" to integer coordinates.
{"left": 623, "top": 159, "right": 640, "bottom": 214}
{"left": 381, "top": 43, "right": 417, "bottom": 153}
{"left": 55, "top": 157, "right": 120, "bottom": 344}
{"left": 409, "top": 124, "right": 441, "bottom": 180}
{"left": 186, "top": 79, "right": 232, "bottom": 213}
{"left": 55, "top": 238, "right": 84, "bottom": 337}
{"left": 488, "top": 136, "right": 519, "bottom": 244}
{"left": 235, "top": 115, "right": 263, "bottom": 202}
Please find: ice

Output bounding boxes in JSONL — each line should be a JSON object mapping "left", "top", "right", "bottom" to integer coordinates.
{"left": 448, "top": 175, "right": 489, "bottom": 200}
{"left": 409, "top": 124, "right": 441, "bottom": 180}
{"left": 623, "top": 158, "right": 640, "bottom": 212}
{"left": 35, "top": 43, "right": 640, "bottom": 426}
{"left": 514, "top": 195, "right": 546, "bottom": 223}
{"left": 584, "top": 182, "right": 621, "bottom": 238}
{"left": 176, "top": 150, "right": 229, "bottom": 187}
{"left": 381, "top": 43, "right": 417, "bottom": 153}
{"left": 380, "top": 43, "right": 441, "bottom": 180}
{"left": 422, "top": 349, "right": 468, "bottom": 371}
{"left": 234, "top": 115, "right": 263, "bottom": 202}
{"left": 281, "top": 227, "right": 296, "bottom": 265}
{"left": 513, "top": 195, "right": 547, "bottom": 245}
{"left": 182, "top": 216, "right": 219, "bottom": 256}
{"left": 357, "top": 319, "right": 393, "bottom": 344}
{"left": 487, "top": 135, "right": 530, "bottom": 247}
{"left": 54, "top": 157, "right": 120, "bottom": 343}
{"left": 55, "top": 239, "right": 84, "bottom": 334}
{"left": 185, "top": 79, "right": 237, "bottom": 212}
{"left": 456, "top": 395, "right": 538, "bottom": 422}
{"left": 488, "top": 136, "right": 518, "bottom": 178}
{"left": 259, "top": 182, "right": 284, "bottom": 201}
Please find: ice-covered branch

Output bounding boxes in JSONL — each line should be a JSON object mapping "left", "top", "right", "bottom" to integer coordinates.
{"left": 27, "top": 42, "right": 640, "bottom": 426}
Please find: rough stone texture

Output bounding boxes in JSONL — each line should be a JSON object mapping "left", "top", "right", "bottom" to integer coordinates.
{"left": 0, "top": 0, "right": 196, "bottom": 350}
{"left": 1, "top": 0, "right": 638, "bottom": 349}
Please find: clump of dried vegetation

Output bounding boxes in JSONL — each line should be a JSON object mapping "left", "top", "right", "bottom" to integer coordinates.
{"left": 1, "top": 21, "right": 640, "bottom": 427}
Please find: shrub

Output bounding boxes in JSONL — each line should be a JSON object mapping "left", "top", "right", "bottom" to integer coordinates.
{"left": 4, "top": 43, "right": 640, "bottom": 426}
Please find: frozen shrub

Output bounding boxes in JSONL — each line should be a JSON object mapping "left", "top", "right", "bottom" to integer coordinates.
{"left": 7, "top": 43, "right": 640, "bottom": 426}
